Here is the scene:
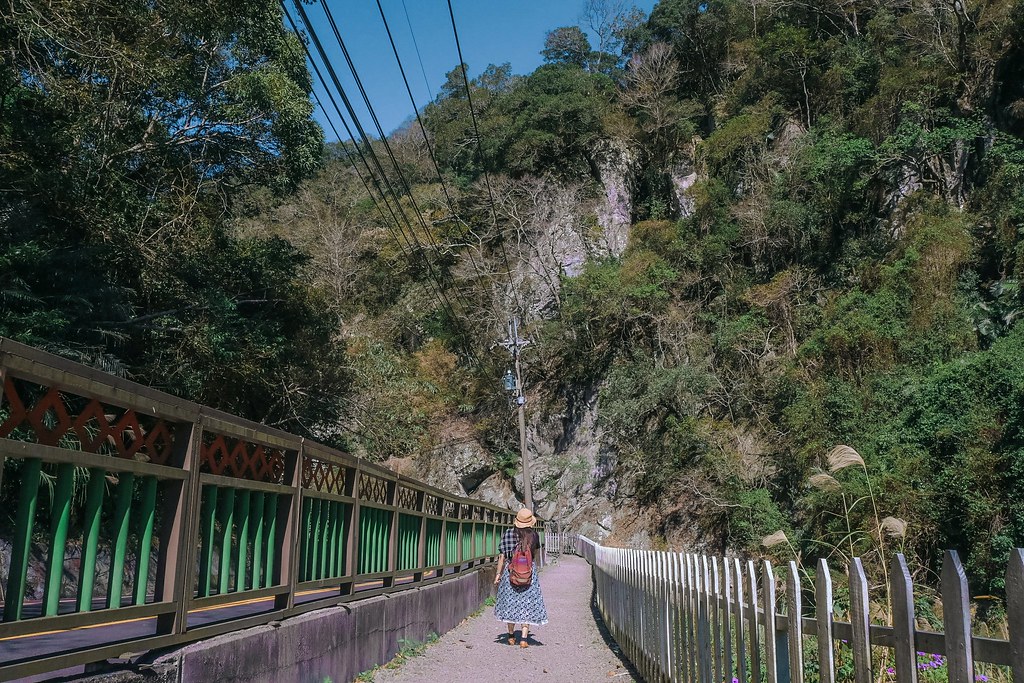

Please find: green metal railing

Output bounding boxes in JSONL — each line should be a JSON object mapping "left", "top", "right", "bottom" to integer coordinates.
{"left": 0, "top": 338, "right": 544, "bottom": 680}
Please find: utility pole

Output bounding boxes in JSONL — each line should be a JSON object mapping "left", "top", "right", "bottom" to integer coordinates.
{"left": 499, "top": 317, "right": 533, "bottom": 510}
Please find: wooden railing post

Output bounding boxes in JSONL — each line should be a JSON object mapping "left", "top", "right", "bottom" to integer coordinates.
{"left": 712, "top": 556, "right": 723, "bottom": 683}
{"left": 849, "top": 558, "right": 873, "bottom": 683}
{"left": 941, "top": 550, "right": 975, "bottom": 683}
{"left": 733, "top": 558, "right": 747, "bottom": 683}
{"left": 890, "top": 554, "right": 918, "bottom": 683}
{"left": 723, "top": 556, "right": 734, "bottom": 683}
{"left": 156, "top": 417, "right": 202, "bottom": 635}
{"left": 785, "top": 561, "right": 803, "bottom": 683}
{"left": 1006, "top": 548, "right": 1024, "bottom": 683}
{"left": 763, "top": 560, "right": 782, "bottom": 683}
{"left": 700, "top": 555, "right": 713, "bottom": 683}
{"left": 815, "top": 559, "right": 836, "bottom": 683}
{"left": 414, "top": 489, "right": 427, "bottom": 582}
{"left": 747, "top": 560, "right": 762, "bottom": 683}
{"left": 277, "top": 439, "right": 303, "bottom": 610}
{"left": 347, "top": 465, "right": 362, "bottom": 578}
{"left": 384, "top": 477, "right": 399, "bottom": 587}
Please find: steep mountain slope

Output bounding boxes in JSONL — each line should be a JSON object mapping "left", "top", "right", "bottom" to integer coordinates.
{"left": 250, "top": 0, "right": 1024, "bottom": 596}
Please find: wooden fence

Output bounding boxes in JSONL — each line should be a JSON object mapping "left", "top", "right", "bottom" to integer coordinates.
{"left": 545, "top": 530, "right": 578, "bottom": 557}
{"left": 577, "top": 535, "right": 1024, "bottom": 683}
{"left": 0, "top": 338, "right": 540, "bottom": 680}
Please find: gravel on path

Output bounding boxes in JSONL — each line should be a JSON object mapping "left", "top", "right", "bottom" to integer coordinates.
{"left": 370, "top": 555, "right": 637, "bottom": 683}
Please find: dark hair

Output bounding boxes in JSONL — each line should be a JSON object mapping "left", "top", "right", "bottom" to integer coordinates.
{"left": 515, "top": 526, "right": 537, "bottom": 548}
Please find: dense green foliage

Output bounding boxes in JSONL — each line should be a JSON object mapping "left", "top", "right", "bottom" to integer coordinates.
{"left": 6, "top": 0, "right": 1024, "bottom": 599}
{"left": 404, "top": 0, "right": 1024, "bottom": 593}
{"left": 0, "top": 0, "right": 345, "bottom": 436}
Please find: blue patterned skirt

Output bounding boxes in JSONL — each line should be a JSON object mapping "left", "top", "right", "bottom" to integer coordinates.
{"left": 494, "top": 563, "right": 548, "bottom": 626}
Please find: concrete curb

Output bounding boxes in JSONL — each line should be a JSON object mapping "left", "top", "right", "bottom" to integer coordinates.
{"left": 74, "top": 566, "right": 496, "bottom": 683}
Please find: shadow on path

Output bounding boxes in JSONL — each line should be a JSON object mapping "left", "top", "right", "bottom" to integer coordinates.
{"left": 588, "top": 564, "right": 643, "bottom": 680}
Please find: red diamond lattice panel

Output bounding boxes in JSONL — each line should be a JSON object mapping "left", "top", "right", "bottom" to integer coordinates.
{"left": 0, "top": 377, "right": 177, "bottom": 464}
{"left": 396, "top": 486, "right": 418, "bottom": 511}
{"left": 301, "top": 457, "right": 347, "bottom": 495}
{"left": 200, "top": 433, "right": 286, "bottom": 483}
{"left": 358, "top": 474, "right": 390, "bottom": 504}
{"left": 424, "top": 494, "right": 441, "bottom": 516}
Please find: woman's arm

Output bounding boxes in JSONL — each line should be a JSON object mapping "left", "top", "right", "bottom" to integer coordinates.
{"left": 494, "top": 555, "right": 505, "bottom": 585}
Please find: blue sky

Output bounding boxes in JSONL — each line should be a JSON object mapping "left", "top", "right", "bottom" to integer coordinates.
{"left": 295, "top": 0, "right": 657, "bottom": 140}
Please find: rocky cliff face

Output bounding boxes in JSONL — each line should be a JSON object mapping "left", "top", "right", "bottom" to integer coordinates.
{"left": 394, "top": 137, "right": 660, "bottom": 544}
{"left": 500, "top": 138, "right": 643, "bottom": 318}
{"left": 391, "top": 390, "right": 634, "bottom": 544}
{"left": 591, "top": 139, "right": 641, "bottom": 256}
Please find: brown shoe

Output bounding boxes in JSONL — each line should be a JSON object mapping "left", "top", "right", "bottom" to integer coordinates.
{"left": 506, "top": 635, "right": 515, "bottom": 645}
{"left": 519, "top": 640, "right": 529, "bottom": 648}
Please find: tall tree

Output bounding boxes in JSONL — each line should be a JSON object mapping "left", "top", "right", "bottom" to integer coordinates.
{"left": 0, "top": 0, "right": 345, "bottom": 434}
{"left": 542, "top": 26, "right": 593, "bottom": 69}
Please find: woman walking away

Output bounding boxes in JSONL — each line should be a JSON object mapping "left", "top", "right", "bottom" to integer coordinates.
{"left": 493, "top": 508, "right": 548, "bottom": 647}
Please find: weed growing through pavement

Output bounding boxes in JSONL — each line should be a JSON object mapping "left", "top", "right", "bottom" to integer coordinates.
{"left": 353, "top": 634, "right": 440, "bottom": 681}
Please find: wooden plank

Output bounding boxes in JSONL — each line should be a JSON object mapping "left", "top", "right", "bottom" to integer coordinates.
{"left": 748, "top": 559, "right": 762, "bottom": 683}
{"left": 786, "top": 561, "right": 804, "bottom": 683}
{"left": 199, "top": 407, "right": 301, "bottom": 451}
{"left": 624, "top": 549, "right": 633, "bottom": 665}
{"left": 0, "top": 439, "right": 187, "bottom": 479}
{"left": 644, "top": 550, "right": 653, "bottom": 679}
{"left": 734, "top": 558, "right": 748, "bottom": 683}
{"left": 763, "top": 560, "right": 779, "bottom": 683}
{"left": 687, "top": 553, "right": 699, "bottom": 683}
{"left": 890, "top": 554, "right": 918, "bottom": 683}
{"left": 1007, "top": 548, "right": 1024, "bottom": 683}
{"left": 199, "top": 472, "right": 293, "bottom": 495}
{"left": 713, "top": 556, "right": 723, "bottom": 683}
{"left": 302, "top": 440, "right": 360, "bottom": 470}
{"left": 0, "top": 600, "right": 174, "bottom": 639}
{"left": 639, "top": 549, "right": 647, "bottom": 676}
{"left": 652, "top": 551, "right": 660, "bottom": 680}
{"left": 0, "top": 341, "right": 201, "bottom": 421}
{"left": 849, "top": 558, "right": 873, "bottom": 683}
{"left": 661, "top": 551, "right": 671, "bottom": 680}
{"left": 700, "top": 555, "right": 714, "bottom": 683}
{"left": 723, "top": 555, "right": 734, "bottom": 683}
{"left": 626, "top": 549, "right": 636, "bottom": 669}
{"left": 815, "top": 559, "right": 836, "bottom": 683}
{"left": 676, "top": 552, "right": 688, "bottom": 683}
{"left": 941, "top": 550, "right": 975, "bottom": 683}
{"left": 187, "top": 584, "right": 286, "bottom": 611}
{"left": 639, "top": 550, "right": 647, "bottom": 676}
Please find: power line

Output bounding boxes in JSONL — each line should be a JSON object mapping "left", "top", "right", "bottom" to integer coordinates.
{"left": 285, "top": 1, "right": 463, "bottom": 334}
{"left": 373, "top": 0, "right": 488, "bottom": 287}
{"left": 287, "top": 0, "right": 483, "bottom": 362}
{"left": 317, "top": 0, "right": 478, "bottom": 327}
{"left": 444, "top": 0, "right": 525, "bottom": 321}
{"left": 400, "top": 0, "right": 433, "bottom": 103}
{"left": 281, "top": 2, "right": 416, "bottom": 268}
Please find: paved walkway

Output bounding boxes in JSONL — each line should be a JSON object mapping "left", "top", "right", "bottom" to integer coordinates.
{"left": 372, "top": 555, "right": 637, "bottom": 682}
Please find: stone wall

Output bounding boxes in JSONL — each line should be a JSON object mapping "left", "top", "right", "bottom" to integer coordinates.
{"left": 76, "top": 567, "right": 496, "bottom": 683}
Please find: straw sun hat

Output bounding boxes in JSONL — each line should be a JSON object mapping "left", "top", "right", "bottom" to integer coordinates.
{"left": 514, "top": 508, "right": 536, "bottom": 528}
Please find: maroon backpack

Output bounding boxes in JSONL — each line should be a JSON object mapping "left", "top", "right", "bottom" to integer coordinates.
{"left": 509, "top": 538, "right": 533, "bottom": 588}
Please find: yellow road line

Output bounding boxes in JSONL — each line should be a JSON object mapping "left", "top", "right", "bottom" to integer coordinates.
{"left": 1, "top": 583, "right": 404, "bottom": 642}
{"left": 0, "top": 615, "right": 153, "bottom": 642}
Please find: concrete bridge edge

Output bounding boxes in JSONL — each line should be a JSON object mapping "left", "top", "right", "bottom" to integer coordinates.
{"left": 71, "top": 566, "right": 497, "bottom": 683}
